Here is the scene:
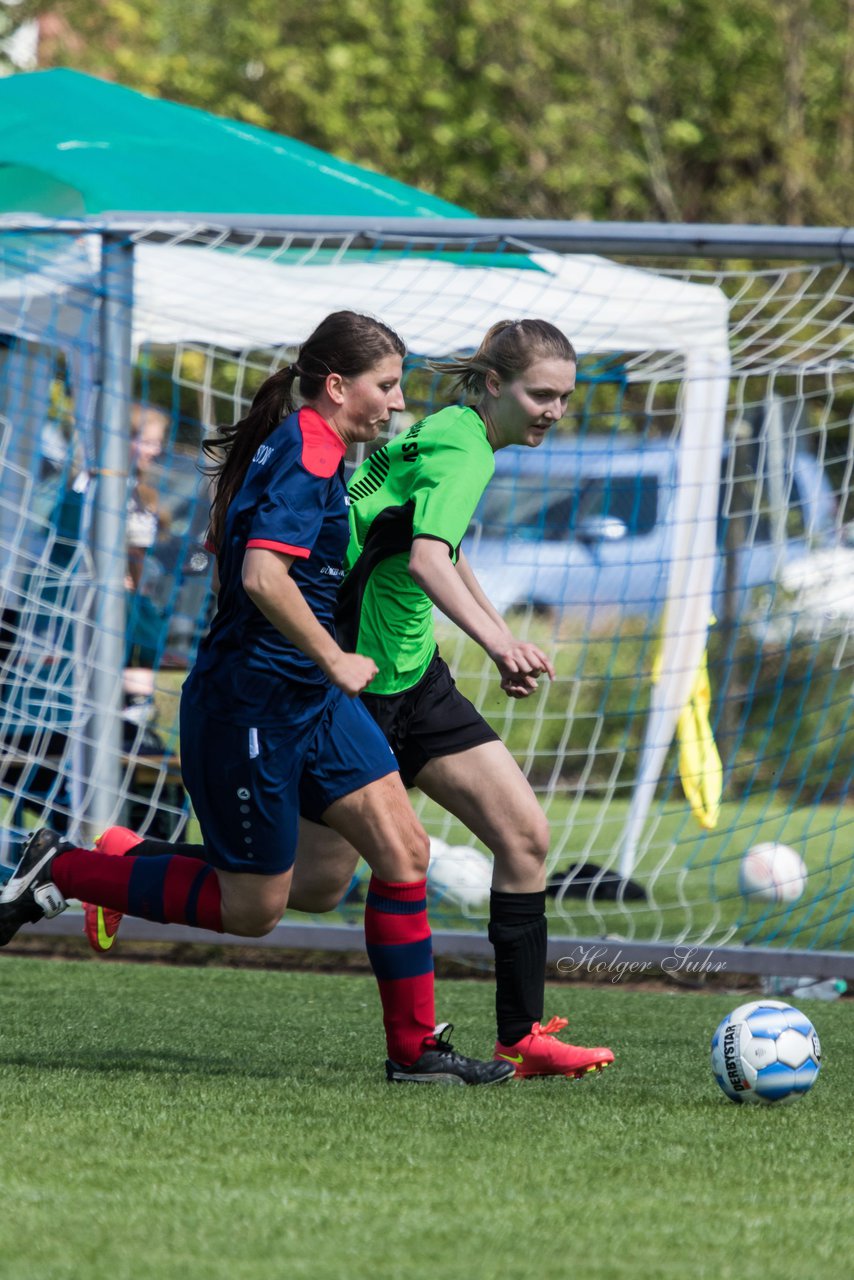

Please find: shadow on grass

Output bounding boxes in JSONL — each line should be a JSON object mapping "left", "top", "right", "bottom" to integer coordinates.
{"left": 0, "top": 1044, "right": 308, "bottom": 1075}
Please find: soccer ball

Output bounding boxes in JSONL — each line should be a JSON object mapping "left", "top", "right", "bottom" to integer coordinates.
{"left": 739, "top": 842, "right": 807, "bottom": 902}
{"left": 426, "top": 838, "right": 493, "bottom": 912}
{"left": 710, "top": 1000, "right": 821, "bottom": 1104}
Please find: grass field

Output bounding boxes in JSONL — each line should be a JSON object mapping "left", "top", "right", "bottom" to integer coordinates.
{"left": 0, "top": 958, "right": 851, "bottom": 1280}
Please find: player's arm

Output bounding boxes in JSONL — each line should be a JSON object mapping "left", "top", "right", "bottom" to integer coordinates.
{"left": 455, "top": 549, "right": 552, "bottom": 697}
{"left": 408, "top": 537, "right": 554, "bottom": 695}
{"left": 242, "top": 547, "right": 376, "bottom": 697}
{"left": 455, "top": 548, "right": 513, "bottom": 633}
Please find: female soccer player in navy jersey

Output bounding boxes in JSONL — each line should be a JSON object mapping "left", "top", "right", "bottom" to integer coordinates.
{"left": 0, "top": 311, "right": 512, "bottom": 1087}
{"left": 337, "top": 319, "right": 615, "bottom": 1080}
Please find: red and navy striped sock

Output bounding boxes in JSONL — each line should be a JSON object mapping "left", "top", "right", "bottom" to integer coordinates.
{"left": 364, "top": 875, "right": 435, "bottom": 1065}
{"left": 51, "top": 850, "right": 223, "bottom": 932}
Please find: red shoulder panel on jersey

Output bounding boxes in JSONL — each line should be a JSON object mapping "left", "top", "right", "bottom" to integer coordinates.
{"left": 298, "top": 407, "right": 346, "bottom": 477}
{"left": 246, "top": 538, "right": 311, "bottom": 559}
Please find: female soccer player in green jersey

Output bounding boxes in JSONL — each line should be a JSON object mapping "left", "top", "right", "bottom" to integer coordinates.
{"left": 336, "top": 319, "right": 615, "bottom": 1079}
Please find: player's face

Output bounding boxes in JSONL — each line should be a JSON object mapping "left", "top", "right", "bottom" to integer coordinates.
{"left": 340, "top": 354, "right": 405, "bottom": 444}
{"left": 491, "top": 357, "right": 576, "bottom": 448}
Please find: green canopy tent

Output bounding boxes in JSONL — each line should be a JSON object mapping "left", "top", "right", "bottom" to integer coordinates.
{"left": 0, "top": 68, "right": 478, "bottom": 839}
{"left": 0, "top": 67, "right": 471, "bottom": 217}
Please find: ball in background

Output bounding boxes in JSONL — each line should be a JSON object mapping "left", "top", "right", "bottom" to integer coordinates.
{"left": 710, "top": 999, "right": 821, "bottom": 1104}
{"left": 426, "top": 838, "right": 493, "bottom": 913}
{"left": 739, "top": 842, "right": 807, "bottom": 902}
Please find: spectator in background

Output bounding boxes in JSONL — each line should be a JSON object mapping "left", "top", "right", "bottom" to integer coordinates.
{"left": 125, "top": 403, "right": 169, "bottom": 591}
{"left": 122, "top": 403, "right": 173, "bottom": 746}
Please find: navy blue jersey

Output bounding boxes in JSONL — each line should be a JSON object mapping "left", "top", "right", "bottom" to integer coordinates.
{"left": 184, "top": 407, "right": 348, "bottom": 726}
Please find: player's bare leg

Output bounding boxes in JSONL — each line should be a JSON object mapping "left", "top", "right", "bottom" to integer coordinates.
{"left": 215, "top": 867, "right": 292, "bottom": 935}
{"left": 415, "top": 740, "right": 614, "bottom": 1079}
{"left": 413, "top": 739, "right": 548, "bottom": 892}
{"left": 288, "top": 820, "right": 360, "bottom": 913}
{"left": 322, "top": 771, "right": 429, "bottom": 881}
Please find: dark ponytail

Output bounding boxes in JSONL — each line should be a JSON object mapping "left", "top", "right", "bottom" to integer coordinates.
{"left": 205, "top": 311, "right": 405, "bottom": 550}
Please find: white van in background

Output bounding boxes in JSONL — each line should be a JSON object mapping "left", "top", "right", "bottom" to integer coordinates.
{"left": 462, "top": 428, "right": 839, "bottom": 627}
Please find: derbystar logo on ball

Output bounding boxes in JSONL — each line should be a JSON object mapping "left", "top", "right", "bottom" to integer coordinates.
{"left": 711, "top": 1000, "right": 821, "bottom": 1105}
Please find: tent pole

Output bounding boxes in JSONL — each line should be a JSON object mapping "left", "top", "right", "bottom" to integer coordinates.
{"left": 84, "top": 233, "right": 133, "bottom": 840}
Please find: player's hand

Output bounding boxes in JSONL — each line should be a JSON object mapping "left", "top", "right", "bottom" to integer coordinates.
{"left": 500, "top": 672, "right": 541, "bottom": 699}
{"left": 326, "top": 651, "right": 378, "bottom": 697}
{"left": 489, "top": 639, "right": 555, "bottom": 694}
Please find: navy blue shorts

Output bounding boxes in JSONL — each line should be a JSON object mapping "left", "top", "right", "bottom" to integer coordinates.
{"left": 179, "top": 686, "right": 398, "bottom": 875}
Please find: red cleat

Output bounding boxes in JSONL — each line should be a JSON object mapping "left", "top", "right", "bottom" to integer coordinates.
{"left": 494, "top": 1015, "right": 615, "bottom": 1079}
{"left": 82, "top": 826, "right": 142, "bottom": 955}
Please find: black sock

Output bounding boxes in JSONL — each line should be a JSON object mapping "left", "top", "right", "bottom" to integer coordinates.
{"left": 136, "top": 838, "right": 202, "bottom": 858}
{"left": 488, "top": 889, "right": 547, "bottom": 1046}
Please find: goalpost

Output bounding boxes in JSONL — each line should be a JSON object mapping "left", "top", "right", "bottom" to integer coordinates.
{"left": 0, "top": 215, "right": 851, "bottom": 974}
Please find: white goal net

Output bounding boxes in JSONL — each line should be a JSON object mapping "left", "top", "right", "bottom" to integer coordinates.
{"left": 0, "top": 217, "right": 851, "bottom": 962}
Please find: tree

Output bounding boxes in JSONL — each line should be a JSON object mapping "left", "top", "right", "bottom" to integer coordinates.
{"left": 2, "top": 0, "right": 852, "bottom": 224}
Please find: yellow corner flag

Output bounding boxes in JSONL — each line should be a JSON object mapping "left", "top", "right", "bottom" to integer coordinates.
{"left": 676, "top": 648, "right": 722, "bottom": 830}
{"left": 652, "top": 627, "right": 723, "bottom": 831}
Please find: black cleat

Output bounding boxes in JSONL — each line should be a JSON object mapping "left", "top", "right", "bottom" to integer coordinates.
{"left": 0, "top": 893, "right": 45, "bottom": 947}
{"left": 386, "top": 1023, "right": 516, "bottom": 1086}
{"left": 0, "top": 828, "right": 68, "bottom": 946}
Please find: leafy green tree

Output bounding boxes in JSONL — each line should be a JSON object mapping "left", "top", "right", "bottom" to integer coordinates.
{"left": 2, "top": 0, "right": 852, "bottom": 223}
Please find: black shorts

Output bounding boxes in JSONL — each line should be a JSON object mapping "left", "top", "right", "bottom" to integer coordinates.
{"left": 361, "top": 649, "right": 499, "bottom": 787}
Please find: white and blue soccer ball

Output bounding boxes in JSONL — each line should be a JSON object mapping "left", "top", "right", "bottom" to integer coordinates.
{"left": 710, "top": 1000, "right": 821, "bottom": 1104}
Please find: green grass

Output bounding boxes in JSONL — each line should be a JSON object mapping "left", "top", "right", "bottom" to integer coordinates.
{"left": 0, "top": 959, "right": 852, "bottom": 1280}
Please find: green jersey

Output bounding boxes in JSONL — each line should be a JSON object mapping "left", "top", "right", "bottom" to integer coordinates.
{"left": 338, "top": 405, "right": 495, "bottom": 695}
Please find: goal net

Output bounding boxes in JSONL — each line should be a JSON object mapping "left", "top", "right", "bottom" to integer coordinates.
{"left": 0, "top": 218, "right": 851, "bottom": 963}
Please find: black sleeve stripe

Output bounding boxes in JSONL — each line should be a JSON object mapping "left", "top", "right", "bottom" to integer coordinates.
{"left": 412, "top": 534, "right": 455, "bottom": 557}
